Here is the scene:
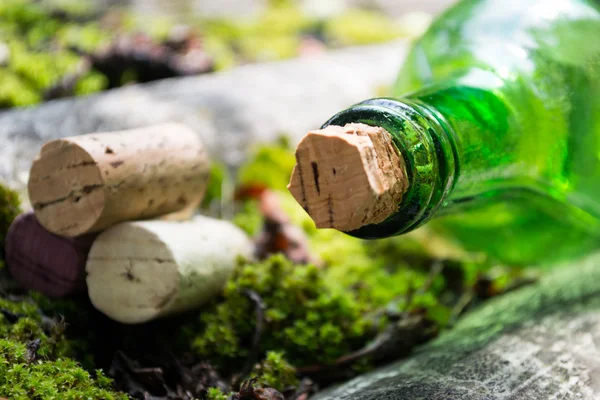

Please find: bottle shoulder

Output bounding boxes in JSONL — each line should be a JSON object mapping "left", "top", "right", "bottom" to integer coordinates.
{"left": 395, "top": 0, "right": 600, "bottom": 93}
{"left": 388, "top": 0, "right": 600, "bottom": 232}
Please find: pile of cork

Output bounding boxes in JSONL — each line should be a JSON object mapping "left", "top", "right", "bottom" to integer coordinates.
{"left": 4, "top": 123, "right": 253, "bottom": 324}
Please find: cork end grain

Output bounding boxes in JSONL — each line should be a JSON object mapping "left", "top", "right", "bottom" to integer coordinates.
{"left": 288, "top": 123, "right": 408, "bottom": 232}
{"left": 85, "top": 222, "right": 180, "bottom": 325}
{"left": 28, "top": 139, "right": 106, "bottom": 237}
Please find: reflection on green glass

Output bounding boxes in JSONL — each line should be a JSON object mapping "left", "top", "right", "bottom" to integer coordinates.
{"left": 323, "top": 0, "right": 600, "bottom": 266}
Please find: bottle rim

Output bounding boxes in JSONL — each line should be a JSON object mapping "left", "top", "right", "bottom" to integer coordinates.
{"left": 321, "top": 99, "right": 457, "bottom": 238}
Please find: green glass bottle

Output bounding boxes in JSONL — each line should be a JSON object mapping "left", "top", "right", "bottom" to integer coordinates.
{"left": 290, "top": 0, "right": 600, "bottom": 266}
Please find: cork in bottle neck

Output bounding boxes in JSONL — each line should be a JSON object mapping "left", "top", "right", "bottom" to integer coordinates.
{"left": 287, "top": 123, "right": 408, "bottom": 232}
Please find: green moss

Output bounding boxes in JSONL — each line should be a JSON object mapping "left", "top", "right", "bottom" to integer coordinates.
{"left": 231, "top": 137, "right": 298, "bottom": 235}
{"left": 201, "top": 162, "right": 229, "bottom": 209}
{"left": 206, "top": 351, "right": 297, "bottom": 398}
{"left": 252, "top": 3, "right": 316, "bottom": 36}
{"left": 46, "top": 0, "right": 97, "bottom": 19}
{"left": 206, "top": 387, "right": 229, "bottom": 400}
{"left": 0, "top": 68, "right": 41, "bottom": 108}
{"left": 9, "top": 40, "right": 81, "bottom": 90}
{"left": 251, "top": 351, "right": 298, "bottom": 391}
{"left": 0, "top": 0, "right": 111, "bottom": 109}
{"left": 0, "top": 183, "right": 21, "bottom": 268}
{"left": 0, "top": 296, "right": 71, "bottom": 361}
{"left": 235, "top": 3, "right": 316, "bottom": 62}
{"left": 237, "top": 137, "right": 297, "bottom": 191}
{"left": 271, "top": 189, "right": 460, "bottom": 313}
{"left": 199, "top": 2, "right": 314, "bottom": 67}
{"left": 188, "top": 255, "right": 373, "bottom": 369}
{"left": 57, "top": 23, "right": 113, "bottom": 53}
{"left": 238, "top": 34, "right": 301, "bottom": 62}
{"left": 74, "top": 70, "right": 108, "bottom": 95}
{"left": 200, "top": 2, "right": 317, "bottom": 65}
{"left": 1, "top": 0, "right": 414, "bottom": 109}
{"left": 232, "top": 200, "right": 263, "bottom": 237}
{"left": 324, "top": 9, "right": 405, "bottom": 46}
{"left": 229, "top": 141, "right": 492, "bottom": 332}
{"left": 0, "top": 345, "right": 127, "bottom": 400}
{"left": 0, "top": 294, "right": 125, "bottom": 399}
{"left": 203, "top": 34, "right": 238, "bottom": 71}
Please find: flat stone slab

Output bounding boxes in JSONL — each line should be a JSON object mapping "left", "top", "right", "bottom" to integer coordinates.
{"left": 0, "top": 41, "right": 407, "bottom": 193}
{"left": 314, "top": 252, "right": 600, "bottom": 400}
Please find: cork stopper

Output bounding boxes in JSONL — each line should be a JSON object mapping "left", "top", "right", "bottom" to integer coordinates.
{"left": 288, "top": 123, "right": 408, "bottom": 232}
{"left": 27, "top": 123, "right": 210, "bottom": 237}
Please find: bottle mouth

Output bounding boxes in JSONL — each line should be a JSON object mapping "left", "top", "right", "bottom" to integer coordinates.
{"left": 287, "top": 123, "right": 409, "bottom": 232}
{"left": 320, "top": 98, "right": 457, "bottom": 239}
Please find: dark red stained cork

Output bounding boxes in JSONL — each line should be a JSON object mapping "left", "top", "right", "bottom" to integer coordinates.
{"left": 5, "top": 211, "right": 97, "bottom": 298}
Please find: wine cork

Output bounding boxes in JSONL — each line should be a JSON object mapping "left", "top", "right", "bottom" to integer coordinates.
{"left": 27, "top": 122, "right": 210, "bottom": 237}
{"left": 288, "top": 123, "right": 408, "bottom": 232}
{"left": 85, "top": 215, "right": 254, "bottom": 324}
{"left": 5, "top": 211, "right": 96, "bottom": 298}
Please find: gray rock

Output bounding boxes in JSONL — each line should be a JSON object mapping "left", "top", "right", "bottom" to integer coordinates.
{"left": 0, "top": 41, "right": 407, "bottom": 191}
{"left": 314, "top": 252, "right": 600, "bottom": 400}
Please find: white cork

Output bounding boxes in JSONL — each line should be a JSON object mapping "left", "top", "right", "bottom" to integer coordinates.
{"left": 86, "top": 215, "right": 254, "bottom": 324}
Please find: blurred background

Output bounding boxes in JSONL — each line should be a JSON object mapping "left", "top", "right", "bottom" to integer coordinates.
{"left": 0, "top": 0, "right": 457, "bottom": 110}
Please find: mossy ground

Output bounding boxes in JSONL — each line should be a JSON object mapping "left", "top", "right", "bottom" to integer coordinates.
{"left": 0, "top": 136, "right": 532, "bottom": 398}
{"left": 0, "top": 183, "right": 21, "bottom": 269}
{"left": 0, "top": 139, "right": 528, "bottom": 399}
{"left": 0, "top": 299, "right": 126, "bottom": 399}
{"left": 0, "top": 183, "right": 126, "bottom": 398}
{"left": 191, "top": 140, "right": 530, "bottom": 398}
{"left": 1, "top": 0, "right": 427, "bottom": 109}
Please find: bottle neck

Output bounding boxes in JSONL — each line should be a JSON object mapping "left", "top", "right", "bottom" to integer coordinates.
{"left": 321, "top": 97, "right": 458, "bottom": 238}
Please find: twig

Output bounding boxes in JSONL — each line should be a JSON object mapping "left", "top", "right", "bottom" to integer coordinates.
{"left": 109, "top": 351, "right": 174, "bottom": 397}
{"left": 501, "top": 276, "right": 538, "bottom": 294}
{"left": 298, "top": 311, "right": 436, "bottom": 381}
{"left": 447, "top": 291, "right": 474, "bottom": 329}
{"left": 0, "top": 308, "right": 24, "bottom": 323}
{"left": 417, "top": 260, "right": 445, "bottom": 296}
{"left": 25, "top": 338, "right": 41, "bottom": 364}
{"left": 237, "top": 289, "right": 267, "bottom": 384}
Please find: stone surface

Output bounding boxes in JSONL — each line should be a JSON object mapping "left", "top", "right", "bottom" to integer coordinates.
{"left": 314, "top": 252, "right": 600, "bottom": 400}
{"left": 0, "top": 41, "right": 408, "bottom": 194}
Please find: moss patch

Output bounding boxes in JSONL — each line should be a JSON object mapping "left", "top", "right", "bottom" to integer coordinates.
{"left": 237, "top": 137, "right": 297, "bottom": 192}
{"left": 0, "top": 141, "right": 526, "bottom": 398}
{"left": 252, "top": 351, "right": 298, "bottom": 390}
{"left": 178, "top": 140, "right": 509, "bottom": 397}
{"left": 0, "top": 182, "right": 126, "bottom": 397}
{"left": 0, "top": 183, "right": 21, "bottom": 269}
{"left": 0, "top": 293, "right": 125, "bottom": 399}
{"left": 186, "top": 254, "right": 373, "bottom": 370}
{"left": 1, "top": 0, "right": 428, "bottom": 109}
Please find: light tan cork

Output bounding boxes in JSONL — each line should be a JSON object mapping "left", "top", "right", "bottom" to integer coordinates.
{"left": 288, "top": 123, "right": 408, "bottom": 232}
{"left": 27, "top": 122, "right": 210, "bottom": 237}
{"left": 86, "top": 215, "right": 253, "bottom": 324}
